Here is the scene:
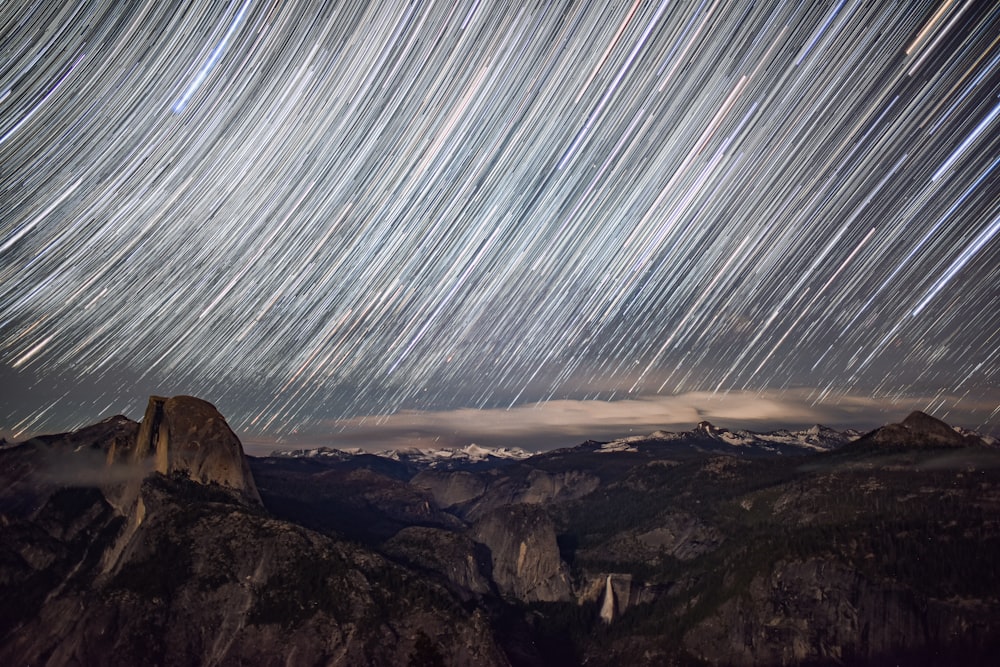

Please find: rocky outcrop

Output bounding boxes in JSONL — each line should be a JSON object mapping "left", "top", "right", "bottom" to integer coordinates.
{"left": 411, "top": 470, "right": 488, "bottom": 508}
{"left": 414, "top": 468, "right": 601, "bottom": 521}
{"left": 473, "top": 505, "right": 571, "bottom": 602}
{"left": 635, "top": 512, "right": 724, "bottom": 561}
{"left": 519, "top": 469, "right": 600, "bottom": 504}
{"left": 124, "top": 396, "right": 260, "bottom": 504}
{"left": 576, "top": 511, "right": 723, "bottom": 568}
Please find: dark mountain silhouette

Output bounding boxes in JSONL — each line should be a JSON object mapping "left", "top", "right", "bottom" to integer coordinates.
{"left": 840, "top": 409, "right": 983, "bottom": 453}
{"left": 2, "top": 398, "right": 998, "bottom": 666}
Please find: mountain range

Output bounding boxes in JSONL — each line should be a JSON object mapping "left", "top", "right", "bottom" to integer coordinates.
{"left": 271, "top": 421, "right": 862, "bottom": 468}
{"left": 2, "top": 397, "right": 999, "bottom": 665}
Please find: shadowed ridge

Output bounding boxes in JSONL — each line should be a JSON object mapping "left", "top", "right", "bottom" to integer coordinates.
{"left": 900, "top": 410, "right": 966, "bottom": 442}
{"left": 842, "top": 410, "right": 980, "bottom": 454}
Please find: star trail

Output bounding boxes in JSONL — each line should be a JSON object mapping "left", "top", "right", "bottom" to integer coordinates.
{"left": 1, "top": 1, "right": 998, "bottom": 444}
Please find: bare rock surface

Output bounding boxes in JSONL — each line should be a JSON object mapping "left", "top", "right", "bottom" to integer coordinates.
{"left": 412, "top": 469, "right": 488, "bottom": 508}
{"left": 129, "top": 395, "right": 261, "bottom": 504}
{"left": 473, "top": 505, "right": 572, "bottom": 603}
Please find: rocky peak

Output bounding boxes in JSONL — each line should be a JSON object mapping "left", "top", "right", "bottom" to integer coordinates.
{"left": 901, "top": 410, "right": 957, "bottom": 436}
{"left": 128, "top": 396, "right": 261, "bottom": 504}
{"left": 850, "top": 410, "right": 977, "bottom": 452}
{"left": 696, "top": 421, "right": 720, "bottom": 436}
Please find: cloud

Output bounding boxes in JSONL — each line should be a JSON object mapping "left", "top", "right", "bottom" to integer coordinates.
{"left": 246, "top": 389, "right": 998, "bottom": 454}
{"left": 24, "top": 441, "right": 155, "bottom": 487}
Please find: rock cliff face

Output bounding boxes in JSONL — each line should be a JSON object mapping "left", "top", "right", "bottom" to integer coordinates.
{"left": 519, "top": 469, "right": 600, "bottom": 505}
{"left": 412, "top": 469, "right": 488, "bottom": 509}
{"left": 126, "top": 395, "right": 261, "bottom": 504}
{"left": 0, "top": 415, "right": 140, "bottom": 518}
{"left": 473, "top": 505, "right": 572, "bottom": 602}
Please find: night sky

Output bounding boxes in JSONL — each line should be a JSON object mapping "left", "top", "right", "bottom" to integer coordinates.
{"left": 2, "top": 1, "right": 998, "bottom": 451}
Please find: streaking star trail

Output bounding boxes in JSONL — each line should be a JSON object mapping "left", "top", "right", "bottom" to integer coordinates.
{"left": 1, "top": 1, "right": 998, "bottom": 442}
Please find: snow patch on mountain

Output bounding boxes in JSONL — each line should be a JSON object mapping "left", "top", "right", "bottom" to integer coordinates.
{"left": 271, "top": 442, "right": 533, "bottom": 467}
{"left": 597, "top": 440, "right": 638, "bottom": 453}
{"left": 593, "top": 422, "right": 861, "bottom": 455}
{"left": 691, "top": 421, "right": 861, "bottom": 452}
{"left": 269, "top": 421, "right": 907, "bottom": 466}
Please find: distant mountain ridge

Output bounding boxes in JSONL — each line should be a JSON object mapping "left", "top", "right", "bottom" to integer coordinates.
{"left": 270, "top": 413, "right": 999, "bottom": 471}
{"left": 843, "top": 409, "right": 994, "bottom": 452}
{"left": 271, "top": 442, "right": 535, "bottom": 469}
{"left": 587, "top": 420, "right": 862, "bottom": 454}
{"left": 2, "top": 401, "right": 999, "bottom": 666}
{"left": 270, "top": 421, "right": 864, "bottom": 468}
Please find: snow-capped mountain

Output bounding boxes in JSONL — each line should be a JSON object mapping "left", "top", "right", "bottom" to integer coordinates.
{"left": 954, "top": 425, "right": 997, "bottom": 446}
{"left": 271, "top": 442, "right": 533, "bottom": 468}
{"left": 594, "top": 421, "right": 861, "bottom": 456}
{"left": 271, "top": 422, "right": 862, "bottom": 467}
